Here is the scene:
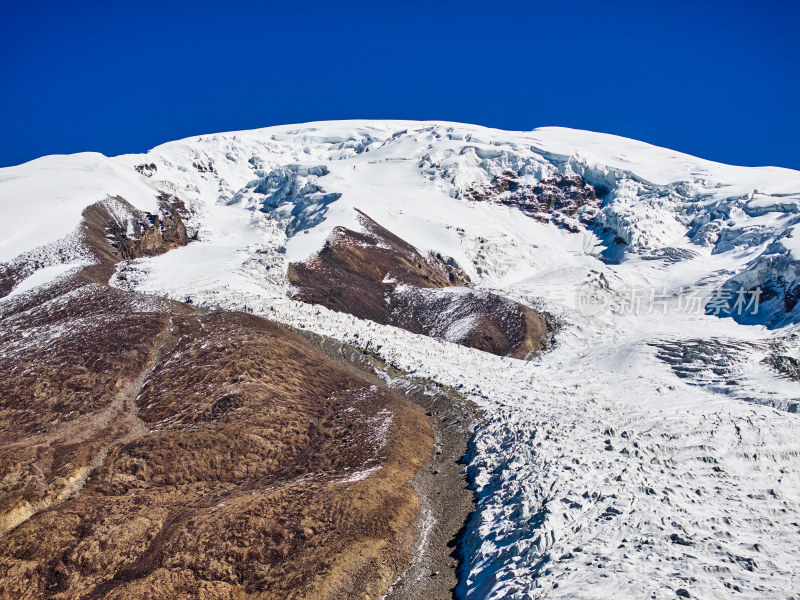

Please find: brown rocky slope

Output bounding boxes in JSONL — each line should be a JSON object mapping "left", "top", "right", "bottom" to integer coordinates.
{"left": 0, "top": 197, "right": 433, "bottom": 600}
{"left": 288, "top": 210, "right": 552, "bottom": 359}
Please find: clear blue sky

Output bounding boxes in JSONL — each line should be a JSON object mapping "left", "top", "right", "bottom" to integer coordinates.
{"left": 1, "top": 0, "right": 798, "bottom": 169}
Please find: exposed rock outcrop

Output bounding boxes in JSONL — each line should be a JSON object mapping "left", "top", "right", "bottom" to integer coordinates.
{"left": 463, "top": 172, "right": 603, "bottom": 232}
{"left": 0, "top": 193, "right": 194, "bottom": 300}
{"left": 288, "top": 210, "right": 552, "bottom": 359}
{"left": 101, "top": 193, "right": 192, "bottom": 260}
{"left": 134, "top": 163, "right": 157, "bottom": 177}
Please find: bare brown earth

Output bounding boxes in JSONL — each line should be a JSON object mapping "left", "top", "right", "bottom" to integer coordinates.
{"left": 292, "top": 331, "right": 480, "bottom": 600}
{"left": 0, "top": 198, "right": 435, "bottom": 600}
{"left": 288, "top": 210, "right": 551, "bottom": 359}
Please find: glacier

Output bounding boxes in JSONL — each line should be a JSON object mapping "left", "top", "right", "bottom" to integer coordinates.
{"left": 1, "top": 120, "right": 799, "bottom": 599}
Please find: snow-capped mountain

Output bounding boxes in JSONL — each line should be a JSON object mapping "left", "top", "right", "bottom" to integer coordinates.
{"left": 1, "top": 121, "right": 799, "bottom": 599}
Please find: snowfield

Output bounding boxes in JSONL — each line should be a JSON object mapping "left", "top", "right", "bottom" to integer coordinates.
{"left": 3, "top": 120, "right": 800, "bottom": 599}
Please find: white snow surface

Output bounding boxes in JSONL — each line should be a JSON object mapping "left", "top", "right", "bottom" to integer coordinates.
{"left": 2, "top": 120, "right": 800, "bottom": 599}
{"left": 3, "top": 262, "right": 86, "bottom": 299}
{"left": 0, "top": 153, "right": 160, "bottom": 262}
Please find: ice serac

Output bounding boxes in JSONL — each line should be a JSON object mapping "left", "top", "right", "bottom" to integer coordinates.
{"left": 288, "top": 210, "right": 552, "bottom": 358}
{"left": 717, "top": 224, "right": 800, "bottom": 326}
{"left": 227, "top": 163, "right": 341, "bottom": 236}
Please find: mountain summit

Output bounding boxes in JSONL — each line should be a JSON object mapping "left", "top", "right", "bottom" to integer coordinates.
{"left": 1, "top": 121, "right": 799, "bottom": 600}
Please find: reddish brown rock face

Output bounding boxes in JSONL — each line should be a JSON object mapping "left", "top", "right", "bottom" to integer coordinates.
{"left": 288, "top": 210, "right": 552, "bottom": 359}
{"left": 0, "top": 198, "right": 432, "bottom": 600}
{"left": 463, "top": 172, "right": 604, "bottom": 233}
{"left": 98, "top": 193, "right": 193, "bottom": 260}
{"left": 0, "top": 195, "right": 192, "bottom": 299}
